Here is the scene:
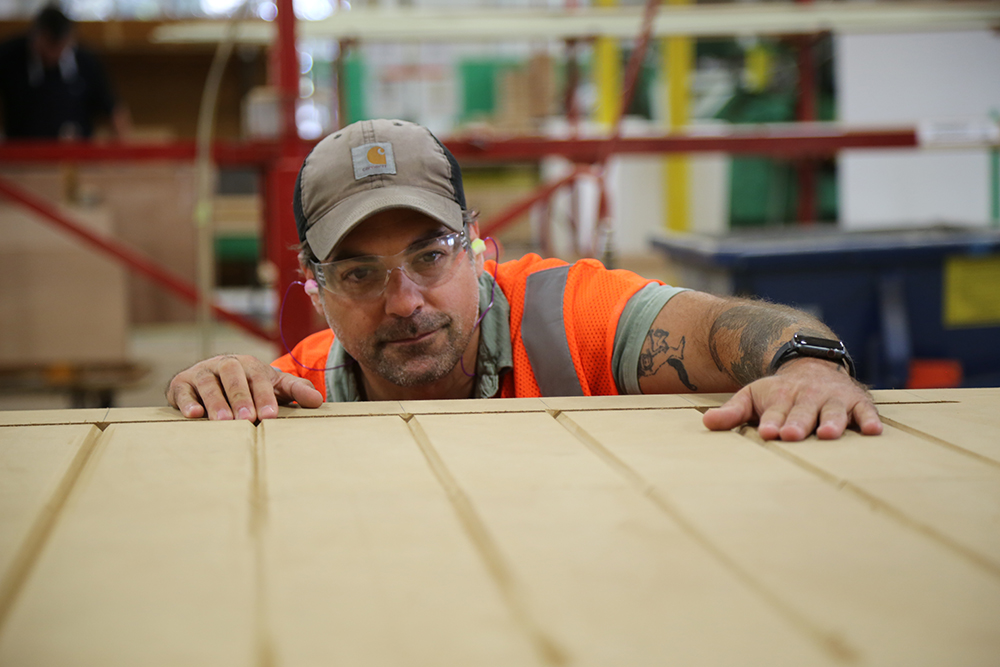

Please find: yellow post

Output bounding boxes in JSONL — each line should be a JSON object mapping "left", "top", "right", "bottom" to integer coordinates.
{"left": 663, "top": 0, "right": 693, "bottom": 232}
{"left": 594, "top": 0, "right": 621, "bottom": 129}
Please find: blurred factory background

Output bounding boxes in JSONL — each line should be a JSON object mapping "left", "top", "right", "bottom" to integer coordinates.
{"left": 0, "top": 0, "right": 998, "bottom": 409}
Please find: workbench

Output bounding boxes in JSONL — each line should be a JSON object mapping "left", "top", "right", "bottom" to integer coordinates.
{"left": 1, "top": 389, "right": 998, "bottom": 666}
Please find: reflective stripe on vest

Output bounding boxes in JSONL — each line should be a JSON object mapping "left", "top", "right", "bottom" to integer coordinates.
{"left": 325, "top": 338, "right": 338, "bottom": 402}
{"left": 521, "top": 265, "right": 584, "bottom": 396}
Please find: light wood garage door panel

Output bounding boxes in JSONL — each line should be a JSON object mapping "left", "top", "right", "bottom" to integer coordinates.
{"left": 562, "top": 407, "right": 1000, "bottom": 667}
{"left": 0, "top": 421, "right": 258, "bottom": 667}
{"left": 259, "top": 416, "right": 542, "bottom": 667}
{"left": 767, "top": 420, "right": 1000, "bottom": 573}
{"left": 413, "top": 410, "right": 841, "bottom": 667}
{"left": 879, "top": 396, "right": 1000, "bottom": 466}
{"left": 0, "top": 424, "right": 98, "bottom": 610}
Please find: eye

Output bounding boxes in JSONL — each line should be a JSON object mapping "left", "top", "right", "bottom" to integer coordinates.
{"left": 412, "top": 249, "right": 447, "bottom": 267}
{"left": 339, "top": 264, "right": 380, "bottom": 284}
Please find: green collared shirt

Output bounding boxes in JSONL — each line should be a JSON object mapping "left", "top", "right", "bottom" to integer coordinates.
{"left": 324, "top": 272, "right": 684, "bottom": 401}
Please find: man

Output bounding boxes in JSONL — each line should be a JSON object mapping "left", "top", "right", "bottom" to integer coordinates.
{"left": 0, "top": 5, "right": 129, "bottom": 139}
{"left": 168, "top": 119, "right": 882, "bottom": 442}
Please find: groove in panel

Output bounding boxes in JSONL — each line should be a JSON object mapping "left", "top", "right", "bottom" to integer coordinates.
{"left": 878, "top": 400, "right": 1000, "bottom": 466}
{"left": 0, "top": 409, "right": 109, "bottom": 427}
{"left": 901, "top": 388, "right": 1000, "bottom": 403}
{"left": 259, "top": 416, "right": 542, "bottom": 667}
{"left": 680, "top": 390, "right": 945, "bottom": 410}
{"left": 541, "top": 394, "right": 692, "bottom": 411}
{"left": 764, "top": 422, "right": 1000, "bottom": 575}
{"left": 0, "top": 425, "right": 100, "bottom": 628}
{"left": 399, "top": 397, "right": 549, "bottom": 414}
{"left": 561, "top": 407, "right": 1000, "bottom": 666}
{"left": 275, "top": 400, "right": 406, "bottom": 418}
{"left": 415, "top": 411, "right": 842, "bottom": 667}
{"left": 0, "top": 421, "right": 258, "bottom": 667}
{"left": 101, "top": 407, "right": 193, "bottom": 423}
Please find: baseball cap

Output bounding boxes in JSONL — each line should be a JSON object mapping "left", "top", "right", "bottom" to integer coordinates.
{"left": 294, "top": 119, "right": 467, "bottom": 261}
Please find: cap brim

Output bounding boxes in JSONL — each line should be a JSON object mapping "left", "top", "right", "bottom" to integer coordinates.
{"left": 305, "top": 186, "right": 464, "bottom": 261}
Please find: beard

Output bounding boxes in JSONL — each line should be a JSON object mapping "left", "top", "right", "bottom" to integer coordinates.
{"left": 352, "top": 309, "right": 474, "bottom": 387}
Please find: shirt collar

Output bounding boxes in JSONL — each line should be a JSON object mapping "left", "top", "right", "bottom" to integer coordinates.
{"left": 27, "top": 44, "right": 78, "bottom": 87}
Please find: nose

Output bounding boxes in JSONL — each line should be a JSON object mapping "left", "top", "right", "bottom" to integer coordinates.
{"left": 382, "top": 266, "right": 424, "bottom": 318}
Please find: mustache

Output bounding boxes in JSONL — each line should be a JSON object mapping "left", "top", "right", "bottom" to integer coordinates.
{"left": 375, "top": 312, "right": 451, "bottom": 344}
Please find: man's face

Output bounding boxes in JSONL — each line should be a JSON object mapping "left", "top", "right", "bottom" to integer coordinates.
{"left": 32, "top": 33, "right": 72, "bottom": 68}
{"left": 314, "top": 209, "right": 481, "bottom": 392}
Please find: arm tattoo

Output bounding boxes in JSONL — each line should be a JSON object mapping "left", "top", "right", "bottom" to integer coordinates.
{"left": 708, "top": 302, "right": 828, "bottom": 386}
{"left": 638, "top": 328, "right": 698, "bottom": 391}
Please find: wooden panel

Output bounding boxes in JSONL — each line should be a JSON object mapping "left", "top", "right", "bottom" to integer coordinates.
{"left": 769, "top": 423, "right": 1000, "bottom": 572}
{"left": 562, "top": 407, "right": 1000, "bottom": 666}
{"left": 413, "top": 411, "right": 839, "bottom": 666}
{"left": 0, "top": 421, "right": 257, "bottom": 667}
{"left": 679, "top": 392, "right": 734, "bottom": 408}
{"left": 900, "top": 387, "right": 1000, "bottom": 403}
{"left": 103, "top": 406, "right": 191, "bottom": 423}
{"left": 879, "top": 391, "right": 1000, "bottom": 465}
{"left": 0, "top": 425, "right": 97, "bottom": 611}
{"left": 680, "top": 389, "right": 942, "bottom": 409}
{"left": 259, "top": 416, "right": 541, "bottom": 667}
{"left": 276, "top": 400, "right": 405, "bottom": 418}
{"left": 0, "top": 409, "right": 108, "bottom": 426}
{"left": 541, "top": 393, "right": 691, "bottom": 411}
{"left": 399, "top": 397, "right": 548, "bottom": 414}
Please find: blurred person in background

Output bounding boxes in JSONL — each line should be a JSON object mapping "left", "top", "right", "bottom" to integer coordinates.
{"left": 0, "top": 4, "right": 130, "bottom": 139}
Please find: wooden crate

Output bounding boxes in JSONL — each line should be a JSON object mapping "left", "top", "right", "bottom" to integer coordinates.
{"left": 0, "top": 202, "right": 128, "bottom": 364}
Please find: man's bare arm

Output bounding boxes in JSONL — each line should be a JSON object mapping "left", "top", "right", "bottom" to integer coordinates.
{"left": 636, "top": 291, "right": 882, "bottom": 440}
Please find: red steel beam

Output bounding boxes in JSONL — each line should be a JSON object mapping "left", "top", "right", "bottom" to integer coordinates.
{"left": 480, "top": 165, "right": 593, "bottom": 239}
{"left": 613, "top": 0, "right": 660, "bottom": 141}
{"left": 0, "top": 140, "right": 285, "bottom": 165}
{"left": 0, "top": 176, "right": 276, "bottom": 343}
{"left": 0, "top": 128, "right": 920, "bottom": 166}
{"left": 445, "top": 128, "right": 919, "bottom": 162}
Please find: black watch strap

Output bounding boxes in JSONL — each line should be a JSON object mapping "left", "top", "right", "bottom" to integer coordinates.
{"left": 768, "top": 333, "right": 856, "bottom": 378}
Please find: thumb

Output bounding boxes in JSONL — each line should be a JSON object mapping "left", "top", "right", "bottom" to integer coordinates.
{"left": 273, "top": 372, "right": 324, "bottom": 408}
{"left": 702, "top": 389, "right": 755, "bottom": 431}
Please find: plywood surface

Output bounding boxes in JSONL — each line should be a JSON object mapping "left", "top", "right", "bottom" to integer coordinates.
{"left": 0, "top": 388, "right": 998, "bottom": 666}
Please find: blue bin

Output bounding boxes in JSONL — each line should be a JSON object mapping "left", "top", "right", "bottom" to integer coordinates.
{"left": 651, "top": 227, "right": 1000, "bottom": 389}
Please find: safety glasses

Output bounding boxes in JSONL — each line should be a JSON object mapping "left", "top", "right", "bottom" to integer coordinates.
{"left": 311, "top": 231, "right": 468, "bottom": 301}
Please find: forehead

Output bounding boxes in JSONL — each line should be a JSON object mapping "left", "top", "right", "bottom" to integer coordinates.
{"left": 330, "top": 209, "right": 450, "bottom": 259}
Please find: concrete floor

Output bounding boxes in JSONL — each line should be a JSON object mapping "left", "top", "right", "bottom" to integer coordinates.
{"left": 0, "top": 252, "right": 679, "bottom": 413}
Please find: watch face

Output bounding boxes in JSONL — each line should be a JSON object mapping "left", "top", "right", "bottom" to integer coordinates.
{"left": 793, "top": 334, "right": 846, "bottom": 359}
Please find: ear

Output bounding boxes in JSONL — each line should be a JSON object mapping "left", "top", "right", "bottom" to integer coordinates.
{"left": 300, "top": 263, "right": 326, "bottom": 316}
{"left": 467, "top": 221, "right": 486, "bottom": 276}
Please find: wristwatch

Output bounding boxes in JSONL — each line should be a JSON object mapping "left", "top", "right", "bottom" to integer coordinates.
{"left": 767, "top": 333, "right": 856, "bottom": 378}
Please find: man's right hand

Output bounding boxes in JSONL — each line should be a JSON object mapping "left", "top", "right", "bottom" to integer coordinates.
{"left": 166, "top": 354, "right": 324, "bottom": 421}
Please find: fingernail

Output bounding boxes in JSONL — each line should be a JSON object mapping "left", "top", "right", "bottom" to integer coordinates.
{"left": 260, "top": 405, "right": 276, "bottom": 419}
{"left": 238, "top": 407, "right": 252, "bottom": 421}
{"left": 216, "top": 409, "right": 232, "bottom": 420}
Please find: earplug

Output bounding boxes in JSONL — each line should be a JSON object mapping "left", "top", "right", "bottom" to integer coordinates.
{"left": 471, "top": 238, "right": 487, "bottom": 256}
{"left": 304, "top": 279, "right": 319, "bottom": 296}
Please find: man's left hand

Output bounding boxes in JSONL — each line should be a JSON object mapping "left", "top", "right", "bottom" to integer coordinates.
{"left": 702, "top": 358, "right": 883, "bottom": 441}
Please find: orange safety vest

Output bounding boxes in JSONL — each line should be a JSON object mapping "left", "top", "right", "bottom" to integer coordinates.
{"left": 272, "top": 254, "right": 657, "bottom": 398}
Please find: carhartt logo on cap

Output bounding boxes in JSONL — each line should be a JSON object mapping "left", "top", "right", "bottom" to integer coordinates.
{"left": 351, "top": 142, "right": 396, "bottom": 179}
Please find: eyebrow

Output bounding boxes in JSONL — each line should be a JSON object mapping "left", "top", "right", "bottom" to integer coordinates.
{"left": 327, "top": 227, "right": 453, "bottom": 263}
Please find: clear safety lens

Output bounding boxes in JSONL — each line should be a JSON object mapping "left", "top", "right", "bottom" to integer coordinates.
{"left": 313, "top": 232, "right": 466, "bottom": 300}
